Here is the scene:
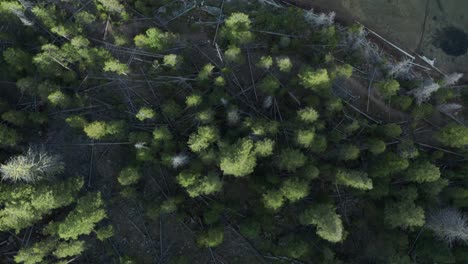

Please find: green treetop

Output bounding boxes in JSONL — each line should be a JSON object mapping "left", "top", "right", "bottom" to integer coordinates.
{"left": 278, "top": 148, "right": 306, "bottom": 172}
{"left": 134, "top": 27, "right": 176, "bottom": 51}
{"left": 405, "top": 160, "right": 440, "bottom": 183}
{"left": 384, "top": 188, "right": 425, "bottom": 229}
{"left": 176, "top": 170, "right": 222, "bottom": 197}
{"left": 257, "top": 55, "right": 273, "bottom": 69}
{"left": 335, "top": 169, "right": 373, "bottom": 190}
{"left": 0, "top": 124, "right": 20, "bottom": 146}
{"left": 254, "top": 138, "right": 275, "bottom": 157}
{"left": 103, "top": 59, "right": 129, "bottom": 75}
{"left": 52, "top": 240, "right": 86, "bottom": 259}
{"left": 0, "top": 177, "right": 83, "bottom": 232}
{"left": 45, "top": 192, "right": 107, "bottom": 240}
{"left": 225, "top": 45, "right": 243, "bottom": 64}
{"left": 220, "top": 13, "right": 253, "bottom": 44}
{"left": 83, "top": 120, "right": 125, "bottom": 140}
{"left": 299, "top": 68, "right": 330, "bottom": 92}
{"left": 276, "top": 56, "right": 293, "bottom": 72}
{"left": 14, "top": 240, "right": 56, "bottom": 264}
{"left": 220, "top": 138, "right": 258, "bottom": 177}
{"left": 188, "top": 126, "right": 218, "bottom": 153}
{"left": 263, "top": 189, "right": 285, "bottom": 211}
{"left": 367, "top": 138, "right": 386, "bottom": 155}
{"left": 296, "top": 129, "right": 316, "bottom": 148}
{"left": 135, "top": 107, "right": 156, "bottom": 121}
{"left": 436, "top": 124, "right": 468, "bottom": 148}
{"left": 377, "top": 79, "right": 400, "bottom": 99}
{"left": 197, "top": 227, "right": 224, "bottom": 248}
{"left": 299, "top": 203, "right": 344, "bottom": 243}
{"left": 197, "top": 63, "right": 215, "bottom": 81}
{"left": 370, "top": 151, "right": 409, "bottom": 178}
{"left": 280, "top": 178, "right": 310, "bottom": 202}
{"left": 118, "top": 166, "right": 141, "bottom": 186}
{"left": 258, "top": 75, "right": 280, "bottom": 96}
{"left": 48, "top": 91, "right": 71, "bottom": 108}
{"left": 297, "top": 107, "right": 319, "bottom": 123}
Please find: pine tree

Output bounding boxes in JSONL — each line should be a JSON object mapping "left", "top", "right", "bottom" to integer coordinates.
{"left": 188, "top": 126, "right": 218, "bottom": 153}
{"left": 52, "top": 240, "right": 86, "bottom": 259}
{"left": 135, "top": 107, "right": 156, "bottom": 121}
{"left": 0, "top": 124, "right": 21, "bottom": 146}
{"left": 337, "top": 144, "right": 360, "bottom": 161}
{"left": 134, "top": 27, "right": 176, "bottom": 51}
{"left": 299, "top": 203, "right": 344, "bottom": 243}
{"left": 263, "top": 190, "right": 285, "bottom": 211}
{"left": 366, "top": 138, "right": 386, "bottom": 155}
{"left": 276, "top": 56, "right": 292, "bottom": 72}
{"left": 297, "top": 107, "right": 319, "bottom": 123}
{"left": 298, "top": 68, "right": 330, "bottom": 92}
{"left": 118, "top": 166, "right": 141, "bottom": 186}
{"left": 384, "top": 188, "right": 425, "bottom": 229}
{"left": 220, "top": 13, "right": 253, "bottom": 44}
{"left": 278, "top": 148, "right": 306, "bottom": 172}
{"left": 335, "top": 169, "right": 373, "bottom": 190}
{"left": 257, "top": 55, "right": 273, "bottom": 69}
{"left": 45, "top": 192, "right": 107, "bottom": 240}
{"left": 281, "top": 178, "right": 310, "bottom": 202}
{"left": 436, "top": 124, "right": 468, "bottom": 148}
{"left": 14, "top": 240, "right": 56, "bottom": 264}
{"left": 197, "top": 227, "right": 224, "bottom": 248}
{"left": 0, "top": 177, "right": 83, "bottom": 232}
{"left": 377, "top": 79, "right": 400, "bottom": 99}
{"left": 103, "top": 59, "right": 129, "bottom": 75}
{"left": 220, "top": 138, "right": 257, "bottom": 177}
{"left": 405, "top": 160, "right": 440, "bottom": 183}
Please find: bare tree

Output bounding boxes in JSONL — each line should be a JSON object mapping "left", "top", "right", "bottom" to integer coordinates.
{"left": 427, "top": 208, "right": 468, "bottom": 246}
{"left": 0, "top": 147, "right": 64, "bottom": 183}
{"left": 442, "top": 73, "right": 464, "bottom": 87}
{"left": 171, "top": 153, "right": 189, "bottom": 169}
{"left": 387, "top": 59, "right": 413, "bottom": 79}
{"left": 304, "top": 9, "right": 336, "bottom": 27}
{"left": 408, "top": 80, "right": 440, "bottom": 104}
{"left": 438, "top": 103, "right": 462, "bottom": 115}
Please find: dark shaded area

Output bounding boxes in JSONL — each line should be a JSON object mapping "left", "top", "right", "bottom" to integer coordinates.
{"left": 434, "top": 26, "right": 468, "bottom": 56}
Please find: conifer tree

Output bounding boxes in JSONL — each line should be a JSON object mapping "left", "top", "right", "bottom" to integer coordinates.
{"left": 45, "top": 192, "right": 107, "bottom": 240}
{"left": 220, "top": 138, "right": 257, "bottom": 177}
{"left": 299, "top": 203, "right": 344, "bottom": 242}
{"left": 14, "top": 240, "right": 56, "bottom": 264}
{"left": 188, "top": 126, "right": 218, "bottom": 153}
{"left": 384, "top": 188, "right": 425, "bottom": 229}
{"left": 263, "top": 190, "right": 285, "bottom": 211}
{"left": 335, "top": 169, "right": 373, "bottom": 190}
{"left": 377, "top": 79, "right": 400, "bottom": 99}
{"left": 52, "top": 240, "right": 86, "bottom": 259}
{"left": 299, "top": 68, "right": 330, "bottom": 92}
{"left": 281, "top": 178, "right": 310, "bottom": 202}
{"left": 118, "top": 166, "right": 141, "bottom": 186}
{"left": 197, "top": 227, "right": 224, "bottom": 248}
{"left": 436, "top": 124, "right": 468, "bottom": 148}
{"left": 0, "top": 177, "right": 83, "bottom": 232}
{"left": 278, "top": 148, "right": 306, "bottom": 172}
{"left": 220, "top": 13, "right": 253, "bottom": 44}
{"left": 134, "top": 27, "right": 176, "bottom": 51}
{"left": 405, "top": 160, "right": 440, "bottom": 183}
